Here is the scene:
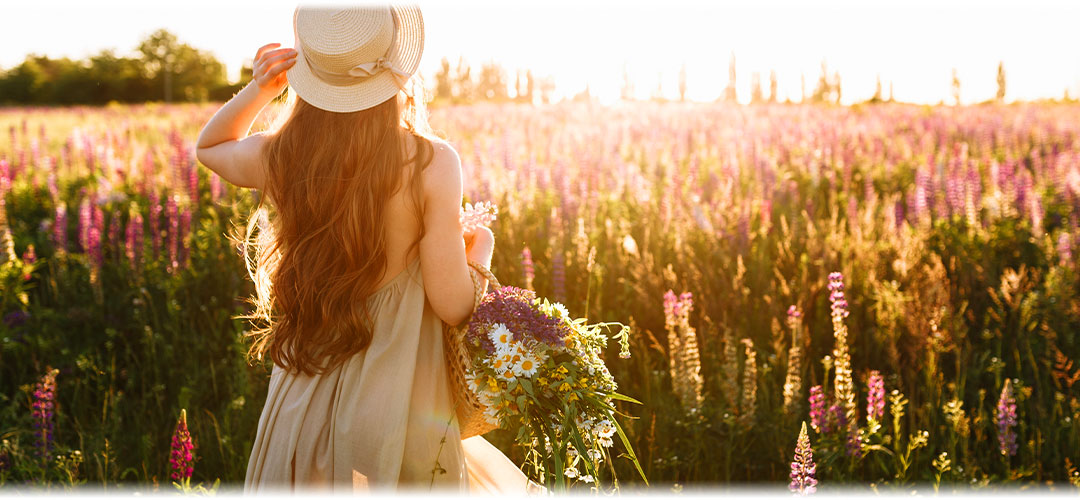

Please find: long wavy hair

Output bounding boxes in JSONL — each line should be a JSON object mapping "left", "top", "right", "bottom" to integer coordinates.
{"left": 237, "top": 83, "right": 437, "bottom": 375}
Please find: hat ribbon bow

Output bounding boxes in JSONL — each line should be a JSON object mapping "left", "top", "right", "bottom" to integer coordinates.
{"left": 346, "top": 57, "right": 411, "bottom": 88}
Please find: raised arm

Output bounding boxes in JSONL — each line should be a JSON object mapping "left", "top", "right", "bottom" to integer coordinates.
{"left": 195, "top": 43, "right": 297, "bottom": 189}
{"left": 420, "top": 141, "right": 495, "bottom": 326}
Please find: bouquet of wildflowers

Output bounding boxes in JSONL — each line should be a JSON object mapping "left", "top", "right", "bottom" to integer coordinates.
{"left": 461, "top": 285, "right": 645, "bottom": 490}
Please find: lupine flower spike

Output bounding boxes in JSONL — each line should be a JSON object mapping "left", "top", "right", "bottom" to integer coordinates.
{"left": 31, "top": 368, "right": 59, "bottom": 460}
{"left": 789, "top": 421, "right": 818, "bottom": 495}
{"left": 995, "top": 379, "right": 1018, "bottom": 457}
{"left": 170, "top": 409, "right": 195, "bottom": 482}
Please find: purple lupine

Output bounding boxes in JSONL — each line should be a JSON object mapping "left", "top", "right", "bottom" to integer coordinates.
{"left": 170, "top": 409, "right": 195, "bottom": 482}
{"left": 789, "top": 421, "right": 818, "bottom": 495}
{"left": 995, "top": 379, "right": 1018, "bottom": 457}
{"left": 187, "top": 161, "right": 199, "bottom": 205}
{"left": 31, "top": 368, "right": 59, "bottom": 459}
{"left": 126, "top": 212, "right": 143, "bottom": 272}
{"left": 78, "top": 198, "right": 91, "bottom": 253}
{"left": 89, "top": 206, "right": 104, "bottom": 269}
{"left": 149, "top": 189, "right": 162, "bottom": 259}
{"left": 53, "top": 204, "right": 68, "bottom": 252}
{"left": 166, "top": 195, "right": 179, "bottom": 271}
{"left": 208, "top": 173, "right": 221, "bottom": 203}
{"left": 178, "top": 206, "right": 191, "bottom": 269}
{"left": 808, "top": 385, "right": 828, "bottom": 433}
{"left": 521, "top": 246, "right": 535, "bottom": 290}
{"left": 552, "top": 249, "right": 566, "bottom": 303}
{"left": 467, "top": 286, "right": 571, "bottom": 354}
{"left": 829, "top": 403, "right": 847, "bottom": 430}
{"left": 866, "top": 370, "right": 885, "bottom": 423}
{"left": 845, "top": 427, "right": 862, "bottom": 458}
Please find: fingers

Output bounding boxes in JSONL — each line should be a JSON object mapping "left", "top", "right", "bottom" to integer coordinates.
{"left": 254, "top": 43, "right": 281, "bottom": 62}
{"left": 255, "top": 49, "right": 296, "bottom": 76}
{"left": 255, "top": 50, "right": 298, "bottom": 79}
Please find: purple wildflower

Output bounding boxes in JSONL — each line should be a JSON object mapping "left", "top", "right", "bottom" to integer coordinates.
{"left": 170, "top": 409, "right": 195, "bottom": 481}
{"left": 789, "top": 421, "right": 818, "bottom": 495}
{"left": 78, "top": 198, "right": 91, "bottom": 252}
{"left": 995, "top": 379, "right": 1018, "bottom": 457}
{"left": 829, "top": 403, "right": 846, "bottom": 430}
{"left": 31, "top": 368, "right": 59, "bottom": 459}
{"left": 3, "top": 310, "right": 29, "bottom": 328}
{"left": 521, "top": 246, "right": 535, "bottom": 290}
{"left": 663, "top": 290, "right": 694, "bottom": 331}
{"left": 53, "top": 203, "right": 67, "bottom": 252}
{"left": 149, "top": 189, "right": 162, "bottom": 259}
{"left": 1057, "top": 232, "right": 1073, "bottom": 267}
{"left": 179, "top": 206, "right": 191, "bottom": 269}
{"left": 867, "top": 370, "right": 885, "bottom": 423}
{"left": 808, "top": 385, "right": 828, "bottom": 433}
{"left": 467, "top": 286, "right": 570, "bottom": 354}
{"left": 166, "top": 195, "right": 178, "bottom": 271}
{"left": 787, "top": 305, "right": 802, "bottom": 319}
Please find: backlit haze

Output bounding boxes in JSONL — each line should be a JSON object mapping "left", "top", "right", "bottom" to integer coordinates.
{"left": 3, "top": 0, "right": 1079, "bottom": 105}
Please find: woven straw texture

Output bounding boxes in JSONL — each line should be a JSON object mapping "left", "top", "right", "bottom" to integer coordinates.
{"left": 443, "top": 261, "right": 500, "bottom": 439}
{"left": 287, "top": 5, "right": 424, "bottom": 113}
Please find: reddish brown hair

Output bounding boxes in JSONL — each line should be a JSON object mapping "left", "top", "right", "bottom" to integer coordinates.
{"left": 238, "top": 85, "right": 436, "bottom": 375}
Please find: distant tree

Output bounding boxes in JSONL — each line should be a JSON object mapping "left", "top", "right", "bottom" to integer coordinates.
{"left": 454, "top": 57, "right": 473, "bottom": 102}
{"left": 434, "top": 57, "right": 452, "bottom": 101}
{"left": 477, "top": 60, "right": 508, "bottom": 101}
{"left": 651, "top": 73, "right": 664, "bottom": 102}
{"left": 538, "top": 76, "right": 555, "bottom": 104}
{"left": 996, "top": 61, "right": 1006, "bottom": 103}
{"left": 889, "top": 81, "right": 895, "bottom": 102}
{"left": 724, "top": 52, "right": 737, "bottom": 103}
{"left": 678, "top": 64, "right": 687, "bottom": 102}
{"left": 833, "top": 71, "right": 842, "bottom": 104}
{"left": 951, "top": 68, "right": 961, "bottom": 105}
{"left": 525, "top": 70, "right": 535, "bottom": 104}
{"left": 870, "top": 74, "right": 883, "bottom": 103}
{"left": 137, "top": 29, "right": 225, "bottom": 102}
{"left": 812, "top": 61, "right": 831, "bottom": 103}
{"left": 800, "top": 72, "right": 806, "bottom": 102}
{"left": 750, "top": 72, "right": 764, "bottom": 104}
{"left": 768, "top": 70, "right": 778, "bottom": 103}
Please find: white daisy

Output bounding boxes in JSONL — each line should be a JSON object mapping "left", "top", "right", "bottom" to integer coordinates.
{"left": 482, "top": 405, "right": 499, "bottom": 426}
{"left": 488, "top": 323, "right": 513, "bottom": 351}
{"left": 514, "top": 352, "right": 540, "bottom": 378}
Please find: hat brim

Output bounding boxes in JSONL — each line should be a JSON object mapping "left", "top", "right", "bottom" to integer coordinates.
{"left": 286, "top": 5, "right": 424, "bottom": 114}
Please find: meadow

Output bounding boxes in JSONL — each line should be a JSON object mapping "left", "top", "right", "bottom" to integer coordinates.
{"left": 0, "top": 100, "right": 1078, "bottom": 492}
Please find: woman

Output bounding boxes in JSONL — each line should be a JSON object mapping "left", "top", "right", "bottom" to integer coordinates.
{"left": 195, "top": 5, "right": 537, "bottom": 493}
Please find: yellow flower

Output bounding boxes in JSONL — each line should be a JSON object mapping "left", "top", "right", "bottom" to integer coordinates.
{"left": 538, "top": 377, "right": 548, "bottom": 386}
{"left": 557, "top": 366, "right": 569, "bottom": 375}
{"left": 568, "top": 393, "right": 579, "bottom": 402}
{"left": 558, "top": 382, "right": 572, "bottom": 392}
{"left": 487, "top": 377, "right": 499, "bottom": 392}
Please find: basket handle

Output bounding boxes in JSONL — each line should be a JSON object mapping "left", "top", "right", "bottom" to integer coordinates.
{"left": 465, "top": 260, "right": 501, "bottom": 312}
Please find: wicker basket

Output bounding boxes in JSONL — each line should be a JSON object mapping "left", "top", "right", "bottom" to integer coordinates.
{"left": 443, "top": 260, "right": 501, "bottom": 439}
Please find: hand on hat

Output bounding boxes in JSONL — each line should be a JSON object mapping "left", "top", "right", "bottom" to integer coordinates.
{"left": 253, "top": 43, "right": 297, "bottom": 97}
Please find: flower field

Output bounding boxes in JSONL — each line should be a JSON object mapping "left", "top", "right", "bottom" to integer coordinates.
{"left": 1, "top": 100, "right": 1079, "bottom": 491}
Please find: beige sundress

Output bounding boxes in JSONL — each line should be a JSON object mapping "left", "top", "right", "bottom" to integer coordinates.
{"left": 244, "top": 257, "right": 534, "bottom": 493}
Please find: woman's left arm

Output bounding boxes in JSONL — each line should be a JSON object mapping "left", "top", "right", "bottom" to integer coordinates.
{"left": 196, "top": 43, "right": 296, "bottom": 189}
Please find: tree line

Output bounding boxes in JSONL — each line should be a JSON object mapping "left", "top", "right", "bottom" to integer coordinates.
{"left": 0, "top": 30, "right": 244, "bottom": 105}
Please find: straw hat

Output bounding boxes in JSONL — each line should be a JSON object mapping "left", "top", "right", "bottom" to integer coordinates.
{"left": 287, "top": 4, "right": 424, "bottom": 113}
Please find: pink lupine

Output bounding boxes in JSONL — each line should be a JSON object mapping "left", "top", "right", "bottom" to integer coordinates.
{"left": 866, "top": 370, "right": 885, "bottom": 423}
{"left": 166, "top": 195, "right": 179, "bottom": 271}
{"left": 178, "top": 207, "right": 191, "bottom": 269}
{"left": 21, "top": 244, "right": 36, "bottom": 280}
{"left": 149, "top": 190, "right": 162, "bottom": 258}
{"left": 808, "top": 385, "right": 828, "bottom": 433}
{"left": 31, "top": 368, "right": 59, "bottom": 459}
{"left": 995, "top": 379, "right": 1018, "bottom": 457}
{"left": 789, "top": 421, "right": 818, "bottom": 495}
{"left": 170, "top": 409, "right": 195, "bottom": 482}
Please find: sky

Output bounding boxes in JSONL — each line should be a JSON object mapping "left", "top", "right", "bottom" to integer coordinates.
{"left": 3, "top": 0, "right": 1079, "bottom": 105}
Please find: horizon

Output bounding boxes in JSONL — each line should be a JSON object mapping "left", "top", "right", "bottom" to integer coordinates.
{"left": 4, "top": 0, "right": 1080, "bottom": 105}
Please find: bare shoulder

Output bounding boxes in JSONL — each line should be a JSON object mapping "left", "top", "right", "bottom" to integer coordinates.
{"left": 421, "top": 138, "right": 462, "bottom": 200}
